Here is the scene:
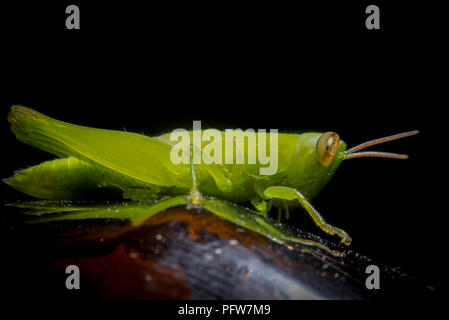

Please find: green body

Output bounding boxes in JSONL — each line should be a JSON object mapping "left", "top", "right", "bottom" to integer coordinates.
{"left": 5, "top": 106, "right": 418, "bottom": 254}
{"left": 4, "top": 106, "right": 354, "bottom": 252}
{"left": 4, "top": 106, "right": 346, "bottom": 206}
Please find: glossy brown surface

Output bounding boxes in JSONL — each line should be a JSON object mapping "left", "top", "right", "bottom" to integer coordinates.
{"left": 1, "top": 205, "right": 434, "bottom": 300}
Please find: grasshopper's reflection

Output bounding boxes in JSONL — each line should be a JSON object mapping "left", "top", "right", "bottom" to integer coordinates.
{"left": 8, "top": 196, "right": 344, "bottom": 257}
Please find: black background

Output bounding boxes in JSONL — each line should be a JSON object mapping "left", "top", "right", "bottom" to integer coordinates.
{"left": 0, "top": 0, "right": 445, "bottom": 308}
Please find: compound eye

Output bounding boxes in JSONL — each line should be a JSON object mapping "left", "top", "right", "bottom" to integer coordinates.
{"left": 317, "top": 132, "right": 340, "bottom": 165}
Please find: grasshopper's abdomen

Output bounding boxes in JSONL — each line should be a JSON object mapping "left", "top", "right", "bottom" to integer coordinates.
{"left": 3, "top": 157, "right": 127, "bottom": 199}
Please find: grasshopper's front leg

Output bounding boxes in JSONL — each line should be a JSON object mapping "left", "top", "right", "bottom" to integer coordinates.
{"left": 263, "top": 186, "right": 352, "bottom": 245}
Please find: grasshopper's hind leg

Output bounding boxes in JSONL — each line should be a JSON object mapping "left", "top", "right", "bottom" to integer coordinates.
{"left": 263, "top": 186, "right": 352, "bottom": 245}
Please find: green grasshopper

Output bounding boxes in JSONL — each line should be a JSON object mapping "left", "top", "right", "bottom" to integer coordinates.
{"left": 4, "top": 106, "right": 418, "bottom": 254}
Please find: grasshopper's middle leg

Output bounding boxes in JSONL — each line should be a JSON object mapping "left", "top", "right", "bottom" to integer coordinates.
{"left": 263, "top": 186, "right": 352, "bottom": 245}
{"left": 186, "top": 145, "right": 204, "bottom": 208}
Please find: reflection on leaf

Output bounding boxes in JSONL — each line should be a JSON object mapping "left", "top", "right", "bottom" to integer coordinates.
{"left": 6, "top": 196, "right": 343, "bottom": 256}
{"left": 8, "top": 196, "right": 187, "bottom": 226}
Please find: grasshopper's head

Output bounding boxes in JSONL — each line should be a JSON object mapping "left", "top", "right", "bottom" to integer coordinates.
{"left": 317, "top": 130, "right": 419, "bottom": 166}
{"left": 288, "top": 130, "right": 419, "bottom": 198}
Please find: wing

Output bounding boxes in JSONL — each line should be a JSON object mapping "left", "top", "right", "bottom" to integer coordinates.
{"left": 8, "top": 106, "right": 189, "bottom": 187}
